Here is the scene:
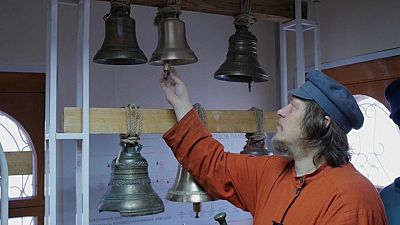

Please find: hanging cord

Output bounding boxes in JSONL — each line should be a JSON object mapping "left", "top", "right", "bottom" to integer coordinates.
{"left": 247, "top": 107, "right": 265, "bottom": 141}
{"left": 104, "top": 0, "right": 132, "bottom": 21}
{"left": 194, "top": 103, "right": 207, "bottom": 128}
{"left": 116, "top": 104, "right": 143, "bottom": 165}
{"left": 234, "top": 0, "right": 256, "bottom": 28}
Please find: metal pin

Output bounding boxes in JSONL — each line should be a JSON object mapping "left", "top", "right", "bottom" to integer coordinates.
{"left": 163, "top": 61, "right": 171, "bottom": 79}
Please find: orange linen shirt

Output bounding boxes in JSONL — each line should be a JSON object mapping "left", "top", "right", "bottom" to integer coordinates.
{"left": 163, "top": 109, "right": 387, "bottom": 225}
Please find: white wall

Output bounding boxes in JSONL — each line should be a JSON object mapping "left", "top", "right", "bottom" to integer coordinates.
{"left": 0, "top": 0, "right": 47, "bottom": 66}
{"left": 317, "top": 0, "right": 400, "bottom": 64}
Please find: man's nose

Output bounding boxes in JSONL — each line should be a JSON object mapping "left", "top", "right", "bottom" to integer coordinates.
{"left": 277, "top": 104, "right": 290, "bottom": 117}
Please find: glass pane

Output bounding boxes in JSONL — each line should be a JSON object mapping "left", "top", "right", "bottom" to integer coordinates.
{"left": 0, "top": 111, "right": 35, "bottom": 198}
{"left": 9, "top": 216, "right": 36, "bottom": 225}
{"left": 9, "top": 175, "right": 33, "bottom": 198}
{"left": 348, "top": 95, "right": 400, "bottom": 187}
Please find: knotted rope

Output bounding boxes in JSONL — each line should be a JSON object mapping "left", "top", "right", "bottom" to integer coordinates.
{"left": 246, "top": 107, "right": 266, "bottom": 142}
{"left": 116, "top": 104, "right": 143, "bottom": 165}
{"left": 234, "top": 0, "right": 256, "bottom": 28}
{"left": 194, "top": 103, "right": 207, "bottom": 128}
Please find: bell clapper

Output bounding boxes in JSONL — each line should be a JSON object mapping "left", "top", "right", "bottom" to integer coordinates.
{"left": 214, "top": 212, "right": 228, "bottom": 225}
{"left": 248, "top": 82, "right": 252, "bottom": 92}
{"left": 193, "top": 202, "right": 201, "bottom": 218}
{"left": 163, "top": 61, "right": 171, "bottom": 79}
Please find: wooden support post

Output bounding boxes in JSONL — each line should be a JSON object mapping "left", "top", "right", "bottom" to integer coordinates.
{"left": 63, "top": 107, "right": 278, "bottom": 134}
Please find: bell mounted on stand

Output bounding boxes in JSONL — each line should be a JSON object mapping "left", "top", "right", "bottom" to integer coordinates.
{"left": 93, "top": 0, "right": 147, "bottom": 65}
{"left": 98, "top": 105, "right": 164, "bottom": 216}
{"left": 98, "top": 139, "right": 165, "bottom": 216}
{"left": 240, "top": 107, "right": 273, "bottom": 156}
{"left": 214, "top": 0, "right": 268, "bottom": 92}
{"left": 149, "top": 0, "right": 198, "bottom": 76}
{"left": 166, "top": 104, "right": 215, "bottom": 218}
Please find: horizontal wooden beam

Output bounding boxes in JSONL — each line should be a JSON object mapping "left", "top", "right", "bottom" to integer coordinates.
{"left": 98, "top": 0, "right": 307, "bottom": 23}
{"left": 63, "top": 107, "right": 278, "bottom": 134}
{"left": 6, "top": 151, "right": 33, "bottom": 176}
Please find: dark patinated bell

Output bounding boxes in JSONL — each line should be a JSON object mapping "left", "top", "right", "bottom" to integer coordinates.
{"left": 214, "top": 25, "right": 268, "bottom": 88}
{"left": 98, "top": 142, "right": 164, "bottom": 216}
{"left": 93, "top": 3, "right": 147, "bottom": 65}
{"left": 240, "top": 133, "right": 273, "bottom": 156}
{"left": 149, "top": 8, "right": 198, "bottom": 66}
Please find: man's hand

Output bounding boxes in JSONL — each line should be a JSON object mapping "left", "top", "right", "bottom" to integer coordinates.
{"left": 160, "top": 68, "right": 193, "bottom": 121}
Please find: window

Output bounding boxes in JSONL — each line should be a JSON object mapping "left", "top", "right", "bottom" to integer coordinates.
{"left": 0, "top": 111, "right": 37, "bottom": 225}
{"left": 348, "top": 95, "right": 400, "bottom": 187}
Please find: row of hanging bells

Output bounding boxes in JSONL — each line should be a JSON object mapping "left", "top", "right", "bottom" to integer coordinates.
{"left": 93, "top": 0, "right": 197, "bottom": 68}
{"left": 93, "top": 0, "right": 267, "bottom": 91}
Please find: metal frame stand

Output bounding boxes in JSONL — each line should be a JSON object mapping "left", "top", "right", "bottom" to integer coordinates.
{"left": 45, "top": 0, "right": 91, "bottom": 224}
{"left": 0, "top": 142, "right": 9, "bottom": 225}
{"left": 279, "top": 0, "right": 321, "bottom": 106}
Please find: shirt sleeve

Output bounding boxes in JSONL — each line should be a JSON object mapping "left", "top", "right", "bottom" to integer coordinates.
{"left": 163, "top": 108, "right": 272, "bottom": 213}
{"left": 325, "top": 209, "right": 387, "bottom": 225}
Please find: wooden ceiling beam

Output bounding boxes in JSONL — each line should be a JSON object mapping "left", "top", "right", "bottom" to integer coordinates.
{"left": 98, "top": 0, "right": 307, "bottom": 23}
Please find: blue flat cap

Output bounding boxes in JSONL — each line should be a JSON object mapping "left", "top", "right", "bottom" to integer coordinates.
{"left": 289, "top": 70, "right": 364, "bottom": 134}
{"left": 385, "top": 79, "right": 400, "bottom": 126}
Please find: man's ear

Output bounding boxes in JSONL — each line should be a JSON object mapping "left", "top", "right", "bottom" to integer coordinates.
{"left": 324, "top": 115, "right": 331, "bottom": 128}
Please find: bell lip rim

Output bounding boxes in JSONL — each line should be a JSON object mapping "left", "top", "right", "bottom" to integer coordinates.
{"left": 214, "top": 74, "right": 269, "bottom": 83}
{"left": 148, "top": 58, "right": 198, "bottom": 66}
{"left": 93, "top": 58, "right": 148, "bottom": 65}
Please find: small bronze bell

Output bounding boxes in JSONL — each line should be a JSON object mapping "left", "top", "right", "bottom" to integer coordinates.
{"left": 93, "top": 1, "right": 147, "bottom": 65}
{"left": 166, "top": 164, "right": 215, "bottom": 218}
{"left": 214, "top": 25, "right": 268, "bottom": 91}
{"left": 240, "top": 133, "right": 273, "bottom": 156}
{"left": 98, "top": 141, "right": 164, "bottom": 216}
{"left": 149, "top": 7, "right": 198, "bottom": 66}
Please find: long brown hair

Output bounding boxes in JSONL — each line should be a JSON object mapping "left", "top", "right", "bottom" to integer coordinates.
{"left": 300, "top": 100, "right": 350, "bottom": 167}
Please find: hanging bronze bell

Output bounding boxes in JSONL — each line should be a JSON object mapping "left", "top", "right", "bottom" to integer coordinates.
{"left": 98, "top": 142, "right": 164, "bottom": 216}
{"left": 166, "top": 163, "right": 215, "bottom": 217}
{"left": 214, "top": 25, "right": 268, "bottom": 87}
{"left": 93, "top": 3, "right": 147, "bottom": 65}
{"left": 240, "top": 133, "right": 273, "bottom": 156}
{"left": 149, "top": 8, "right": 198, "bottom": 66}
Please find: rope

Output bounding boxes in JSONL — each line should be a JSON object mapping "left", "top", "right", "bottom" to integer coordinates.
{"left": 234, "top": 0, "right": 256, "bottom": 28}
{"left": 247, "top": 107, "right": 265, "bottom": 141}
{"left": 116, "top": 104, "right": 143, "bottom": 165}
{"left": 194, "top": 103, "right": 207, "bottom": 128}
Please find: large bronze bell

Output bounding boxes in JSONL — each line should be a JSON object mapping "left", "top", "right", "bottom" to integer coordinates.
{"left": 214, "top": 25, "right": 268, "bottom": 90}
{"left": 166, "top": 163, "right": 215, "bottom": 218}
{"left": 93, "top": 2, "right": 147, "bottom": 65}
{"left": 98, "top": 142, "right": 164, "bottom": 216}
{"left": 149, "top": 7, "right": 198, "bottom": 66}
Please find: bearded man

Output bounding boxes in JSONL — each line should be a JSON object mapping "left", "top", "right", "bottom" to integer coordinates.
{"left": 161, "top": 69, "right": 387, "bottom": 225}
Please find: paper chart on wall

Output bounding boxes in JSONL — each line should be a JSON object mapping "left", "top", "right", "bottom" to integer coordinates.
{"left": 89, "top": 133, "right": 259, "bottom": 225}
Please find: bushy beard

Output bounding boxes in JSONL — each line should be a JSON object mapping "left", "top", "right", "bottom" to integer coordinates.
{"left": 271, "top": 136, "right": 292, "bottom": 157}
